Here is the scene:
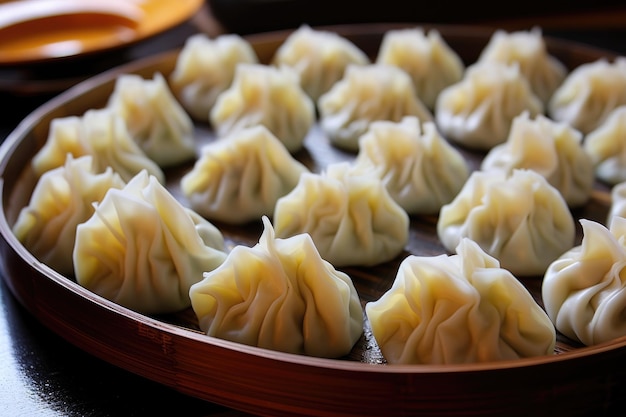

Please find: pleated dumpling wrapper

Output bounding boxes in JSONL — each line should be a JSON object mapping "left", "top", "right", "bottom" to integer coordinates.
{"left": 584, "top": 105, "right": 626, "bottom": 185}
{"left": 180, "top": 125, "right": 309, "bottom": 224}
{"left": 475, "top": 27, "right": 567, "bottom": 104}
{"left": 13, "top": 155, "right": 125, "bottom": 276}
{"left": 318, "top": 63, "right": 433, "bottom": 152}
{"left": 353, "top": 116, "right": 469, "bottom": 215}
{"left": 435, "top": 61, "right": 543, "bottom": 151}
{"left": 169, "top": 33, "right": 259, "bottom": 120}
{"left": 481, "top": 111, "right": 594, "bottom": 208}
{"left": 272, "top": 24, "right": 370, "bottom": 102}
{"left": 375, "top": 27, "right": 464, "bottom": 110}
{"left": 189, "top": 216, "right": 363, "bottom": 358}
{"left": 549, "top": 57, "right": 626, "bottom": 134}
{"left": 274, "top": 162, "right": 409, "bottom": 267}
{"left": 210, "top": 63, "right": 315, "bottom": 154}
{"left": 31, "top": 107, "right": 164, "bottom": 183}
{"left": 366, "top": 238, "right": 556, "bottom": 365}
{"left": 542, "top": 217, "right": 626, "bottom": 346}
{"left": 107, "top": 72, "right": 197, "bottom": 168}
{"left": 74, "top": 171, "right": 227, "bottom": 315}
{"left": 437, "top": 169, "right": 576, "bottom": 277}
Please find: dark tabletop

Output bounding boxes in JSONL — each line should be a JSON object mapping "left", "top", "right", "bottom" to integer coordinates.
{"left": 2, "top": 2, "right": 626, "bottom": 416}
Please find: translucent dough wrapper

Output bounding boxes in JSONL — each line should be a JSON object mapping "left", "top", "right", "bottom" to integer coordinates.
{"left": 31, "top": 108, "right": 165, "bottom": 183}
{"left": 180, "top": 125, "right": 309, "bottom": 224}
{"left": 353, "top": 116, "right": 469, "bottom": 215}
{"left": 542, "top": 218, "right": 626, "bottom": 345}
{"left": 366, "top": 238, "right": 556, "bottom": 364}
{"left": 274, "top": 162, "right": 409, "bottom": 267}
{"left": 549, "top": 57, "right": 626, "bottom": 134}
{"left": 169, "top": 33, "right": 259, "bottom": 120}
{"left": 435, "top": 62, "right": 544, "bottom": 151}
{"left": 584, "top": 105, "right": 626, "bottom": 185}
{"left": 74, "top": 171, "right": 227, "bottom": 315}
{"left": 318, "top": 64, "right": 433, "bottom": 152}
{"left": 13, "top": 155, "right": 125, "bottom": 276}
{"left": 437, "top": 169, "right": 576, "bottom": 276}
{"left": 189, "top": 216, "right": 363, "bottom": 358}
{"left": 481, "top": 111, "right": 594, "bottom": 208}
{"left": 210, "top": 63, "right": 315, "bottom": 153}
{"left": 376, "top": 27, "right": 464, "bottom": 109}
{"left": 476, "top": 28, "right": 567, "bottom": 104}
{"left": 272, "top": 24, "right": 370, "bottom": 101}
{"left": 107, "top": 72, "right": 197, "bottom": 168}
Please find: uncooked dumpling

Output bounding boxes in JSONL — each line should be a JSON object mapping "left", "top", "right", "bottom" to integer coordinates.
{"left": 74, "top": 171, "right": 227, "bottom": 315}
{"left": 353, "top": 116, "right": 469, "bottom": 215}
{"left": 437, "top": 169, "right": 576, "bottom": 276}
{"left": 274, "top": 162, "right": 409, "bottom": 267}
{"left": 366, "top": 238, "right": 556, "bottom": 364}
{"left": 13, "top": 155, "right": 125, "bottom": 276}
{"left": 169, "top": 33, "right": 259, "bottom": 120}
{"left": 189, "top": 216, "right": 363, "bottom": 358}
{"left": 542, "top": 217, "right": 626, "bottom": 346}
{"left": 180, "top": 125, "right": 309, "bottom": 224}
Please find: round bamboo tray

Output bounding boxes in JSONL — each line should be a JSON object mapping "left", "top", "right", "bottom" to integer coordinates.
{"left": 1, "top": 23, "right": 626, "bottom": 416}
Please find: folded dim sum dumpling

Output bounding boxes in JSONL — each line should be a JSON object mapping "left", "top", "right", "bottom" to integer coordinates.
{"left": 476, "top": 28, "right": 567, "bottom": 104}
{"left": 107, "top": 72, "right": 197, "bottom": 167}
{"left": 272, "top": 24, "right": 370, "bottom": 102}
{"left": 180, "top": 125, "right": 309, "bottom": 224}
{"left": 549, "top": 57, "right": 626, "bottom": 134}
{"left": 274, "top": 162, "right": 409, "bottom": 267}
{"left": 366, "top": 238, "right": 556, "bottom": 364}
{"left": 74, "top": 171, "right": 227, "bottom": 315}
{"left": 169, "top": 33, "right": 259, "bottom": 120}
{"left": 542, "top": 217, "right": 626, "bottom": 345}
{"left": 13, "top": 155, "right": 125, "bottom": 276}
{"left": 31, "top": 108, "right": 165, "bottom": 183}
{"left": 481, "top": 111, "right": 594, "bottom": 208}
{"left": 437, "top": 169, "right": 576, "bottom": 276}
{"left": 353, "top": 116, "right": 469, "bottom": 215}
{"left": 584, "top": 105, "right": 626, "bottom": 185}
{"left": 435, "top": 62, "right": 544, "bottom": 151}
{"left": 189, "top": 216, "right": 363, "bottom": 358}
{"left": 210, "top": 63, "right": 315, "bottom": 153}
{"left": 318, "top": 64, "right": 433, "bottom": 152}
{"left": 375, "top": 27, "right": 464, "bottom": 109}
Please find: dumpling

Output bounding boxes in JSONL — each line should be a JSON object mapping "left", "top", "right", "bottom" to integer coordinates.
{"left": 12, "top": 155, "right": 125, "bottom": 276}
{"left": 210, "top": 63, "right": 315, "bottom": 153}
{"left": 608, "top": 181, "right": 626, "bottom": 224}
{"left": 542, "top": 217, "right": 626, "bottom": 346}
{"left": 107, "top": 72, "right": 197, "bottom": 167}
{"left": 366, "top": 238, "right": 556, "bottom": 364}
{"left": 353, "top": 116, "right": 469, "bottom": 215}
{"left": 475, "top": 28, "right": 567, "bottom": 104}
{"left": 272, "top": 24, "right": 370, "bottom": 101}
{"left": 584, "top": 105, "right": 626, "bottom": 185}
{"left": 435, "top": 62, "right": 544, "bottom": 151}
{"left": 549, "top": 57, "right": 626, "bottom": 134}
{"left": 481, "top": 111, "right": 594, "bottom": 208}
{"left": 317, "top": 64, "right": 433, "bottom": 152}
{"left": 189, "top": 216, "right": 363, "bottom": 358}
{"left": 273, "top": 162, "right": 409, "bottom": 267}
{"left": 169, "top": 33, "right": 259, "bottom": 120}
{"left": 180, "top": 125, "right": 309, "bottom": 224}
{"left": 375, "top": 27, "right": 464, "bottom": 109}
{"left": 437, "top": 169, "right": 576, "bottom": 276}
{"left": 73, "top": 171, "right": 227, "bottom": 315}
{"left": 31, "top": 108, "right": 165, "bottom": 183}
